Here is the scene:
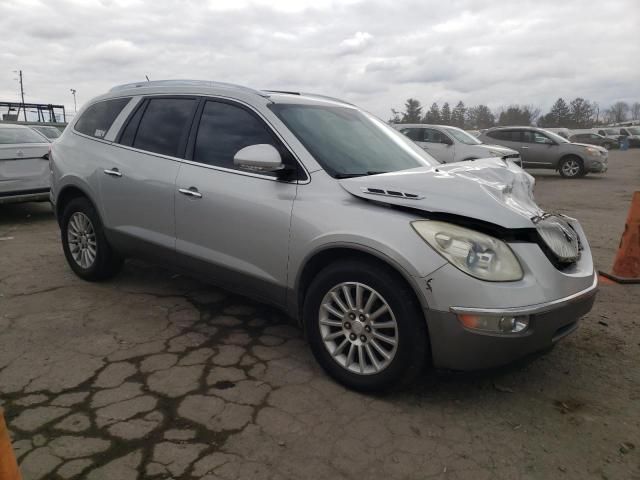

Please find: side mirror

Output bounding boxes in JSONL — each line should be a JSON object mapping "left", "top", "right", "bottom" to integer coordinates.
{"left": 233, "top": 144, "right": 284, "bottom": 173}
{"left": 442, "top": 137, "right": 453, "bottom": 146}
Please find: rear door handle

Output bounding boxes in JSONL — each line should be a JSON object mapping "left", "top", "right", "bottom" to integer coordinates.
{"left": 104, "top": 168, "right": 122, "bottom": 177}
{"left": 178, "top": 187, "right": 202, "bottom": 199}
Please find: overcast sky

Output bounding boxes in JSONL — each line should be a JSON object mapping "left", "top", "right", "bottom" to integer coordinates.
{"left": 1, "top": 0, "right": 638, "bottom": 120}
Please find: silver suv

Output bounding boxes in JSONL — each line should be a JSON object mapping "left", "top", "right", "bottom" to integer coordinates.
{"left": 50, "top": 80, "right": 598, "bottom": 391}
{"left": 395, "top": 124, "right": 521, "bottom": 165}
{"left": 479, "top": 126, "right": 608, "bottom": 178}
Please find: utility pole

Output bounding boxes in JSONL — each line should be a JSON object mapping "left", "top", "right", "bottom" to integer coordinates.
{"left": 70, "top": 89, "right": 77, "bottom": 113}
{"left": 18, "top": 70, "right": 26, "bottom": 121}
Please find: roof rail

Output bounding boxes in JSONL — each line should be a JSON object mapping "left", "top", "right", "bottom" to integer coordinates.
{"left": 109, "top": 80, "right": 269, "bottom": 98}
{"left": 262, "top": 90, "right": 353, "bottom": 106}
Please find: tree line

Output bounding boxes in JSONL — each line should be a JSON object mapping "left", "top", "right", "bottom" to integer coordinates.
{"left": 390, "top": 98, "right": 640, "bottom": 129}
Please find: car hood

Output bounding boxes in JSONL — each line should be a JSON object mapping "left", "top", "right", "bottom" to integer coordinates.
{"left": 339, "top": 157, "right": 543, "bottom": 229}
{"left": 570, "top": 142, "right": 607, "bottom": 153}
{"left": 476, "top": 144, "right": 520, "bottom": 156}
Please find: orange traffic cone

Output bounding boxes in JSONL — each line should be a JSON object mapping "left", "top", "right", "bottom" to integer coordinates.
{"left": 599, "top": 191, "right": 640, "bottom": 284}
{"left": 0, "top": 409, "right": 22, "bottom": 480}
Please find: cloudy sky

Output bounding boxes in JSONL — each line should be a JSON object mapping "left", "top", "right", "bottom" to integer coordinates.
{"left": 1, "top": 0, "right": 638, "bottom": 120}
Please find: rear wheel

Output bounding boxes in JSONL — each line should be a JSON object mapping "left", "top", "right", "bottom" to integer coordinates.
{"left": 61, "top": 197, "right": 123, "bottom": 281}
{"left": 559, "top": 156, "right": 585, "bottom": 178}
{"left": 303, "top": 260, "right": 428, "bottom": 392}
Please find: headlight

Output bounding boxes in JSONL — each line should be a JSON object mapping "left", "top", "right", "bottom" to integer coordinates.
{"left": 412, "top": 220, "right": 524, "bottom": 281}
{"left": 585, "top": 147, "right": 601, "bottom": 156}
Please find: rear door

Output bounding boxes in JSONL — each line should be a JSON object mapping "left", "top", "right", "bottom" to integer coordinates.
{"left": 0, "top": 127, "right": 50, "bottom": 196}
{"left": 101, "top": 96, "right": 199, "bottom": 256}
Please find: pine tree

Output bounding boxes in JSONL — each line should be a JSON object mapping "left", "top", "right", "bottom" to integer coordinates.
{"left": 440, "top": 102, "right": 451, "bottom": 125}
{"left": 547, "top": 98, "right": 571, "bottom": 127}
{"left": 451, "top": 101, "right": 466, "bottom": 128}
{"left": 401, "top": 98, "right": 423, "bottom": 123}
{"left": 424, "top": 102, "right": 441, "bottom": 123}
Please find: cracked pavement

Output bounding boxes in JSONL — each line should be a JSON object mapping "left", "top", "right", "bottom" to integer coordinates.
{"left": 1, "top": 150, "right": 639, "bottom": 480}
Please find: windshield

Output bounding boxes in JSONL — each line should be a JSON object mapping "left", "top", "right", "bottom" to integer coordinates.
{"left": 443, "top": 127, "right": 482, "bottom": 145}
{"left": 269, "top": 103, "right": 438, "bottom": 177}
{"left": 627, "top": 127, "right": 640, "bottom": 135}
{"left": 539, "top": 129, "right": 570, "bottom": 144}
{"left": 0, "top": 127, "right": 48, "bottom": 144}
{"left": 33, "top": 126, "right": 61, "bottom": 139}
{"left": 603, "top": 128, "right": 618, "bottom": 135}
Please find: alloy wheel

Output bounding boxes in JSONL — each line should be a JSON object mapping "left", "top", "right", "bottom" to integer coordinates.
{"left": 67, "top": 212, "right": 97, "bottom": 269}
{"left": 318, "top": 282, "right": 398, "bottom": 375}
{"left": 562, "top": 159, "right": 581, "bottom": 177}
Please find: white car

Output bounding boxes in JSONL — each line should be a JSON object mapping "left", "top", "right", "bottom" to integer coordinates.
{"left": 0, "top": 124, "right": 51, "bottom": 204}
{"left": 395, "top": 124, "right": 521, "bottom": 164}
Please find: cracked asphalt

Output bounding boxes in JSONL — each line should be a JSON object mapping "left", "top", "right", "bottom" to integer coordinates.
{"left": 1, "top": 150, "right": 639, "bottom": 480}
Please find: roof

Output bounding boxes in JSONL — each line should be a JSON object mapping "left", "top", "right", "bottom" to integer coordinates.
{"left": 104, "top": 79, "right": 353, "bottom": 108}
{"left": 0, "top": 123, "right": 33, "bottom": 129}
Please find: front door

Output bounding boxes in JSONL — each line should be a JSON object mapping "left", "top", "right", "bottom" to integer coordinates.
{"left": 420, "top": 128, "right": 455, "bottom": 163}
{"left": 174, "top": 99, "right": 299, "bottom": 306}
{"left": 520, "top": 131, "right": 556, "bottom": 167}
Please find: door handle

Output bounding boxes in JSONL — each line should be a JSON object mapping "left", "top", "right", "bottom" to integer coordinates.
{"left": 16, "top": 150, "right": 24, "bottom": 157}
{"left": 104, "top": 168, "right": 122, "bottom": 177}
{"left": 178, "top": 187, "right": 202, "bottom": 199}
{"left": 521, "top": 146, "right": 529, "bottom": 149}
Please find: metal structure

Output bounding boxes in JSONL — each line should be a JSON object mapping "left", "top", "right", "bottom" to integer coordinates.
{"left": 0, "top": 101, "right": 66, "bottom": 123}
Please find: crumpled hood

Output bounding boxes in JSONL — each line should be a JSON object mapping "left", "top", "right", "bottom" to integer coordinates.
{"left": 339, "top": 157, "right": 544, "bottom": 229}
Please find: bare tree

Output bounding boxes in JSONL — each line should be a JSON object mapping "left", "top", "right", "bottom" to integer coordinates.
{"left": 631, "top": 102, "right": 640, "bottom": 121}
{"left": 610, "top": 101, "right": 630, "bottom": 123}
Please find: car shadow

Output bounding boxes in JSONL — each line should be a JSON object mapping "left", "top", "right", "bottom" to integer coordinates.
{"left": 0, "top": 201, "right": 54, "bottom": 227}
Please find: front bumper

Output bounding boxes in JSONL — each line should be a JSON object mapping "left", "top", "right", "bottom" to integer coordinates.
{"left": 426, "top": 275, "right": 597, "bottom": 370}
{"left": 587, "top": 156, "right": 608, "bottom": 173}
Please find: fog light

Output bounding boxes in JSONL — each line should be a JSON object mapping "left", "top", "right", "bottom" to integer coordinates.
{"left": 458, "top": 314, "right": 529, "bottom": 334}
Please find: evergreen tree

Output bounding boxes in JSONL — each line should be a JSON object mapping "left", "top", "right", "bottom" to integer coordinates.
{"left": 424, "top": 102, "right": 441, "bottom": 123}
{"left": 569, "top": 98, "right": 595, "bottom": 128}
{"left": 401, "top": 98, "right": 423, "bottom": 123}
{"left": 451, "top": 101, "right": 466, "bottom": 128}
{"left": 440, "top": 102, "right": 451, "bottom": 125}
{"left": 547, "top": 98, "right": 571, "bottom": 127}
{"left": 466, "top": 105, "right": 495, "bottom": 129}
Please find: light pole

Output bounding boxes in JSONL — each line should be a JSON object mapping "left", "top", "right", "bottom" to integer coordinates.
{"left": 70, "top": 89, "right": 77, "bottom": 113}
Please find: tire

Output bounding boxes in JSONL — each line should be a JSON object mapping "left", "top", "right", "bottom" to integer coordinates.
{"left": 558, "top": 156, "right": 585, "bottom": 178}
{"left": 303, "top": 260, "right": 428, "bottom": 392}
{"left": 61, "top": 197, "right": 123, "bottom": 281}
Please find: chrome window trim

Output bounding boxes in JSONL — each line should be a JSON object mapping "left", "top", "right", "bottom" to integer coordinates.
{"left": 450, "top": 274, "right": 598, "bottom": 316}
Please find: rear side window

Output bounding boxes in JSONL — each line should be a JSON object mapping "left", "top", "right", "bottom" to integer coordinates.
{"left": 132, "top": 98, "right": 197, "bottom": 157}
{"left": 75, "top": 98, "right": 131, "bottom": 139}
{"left": 193, "top": 101, "right": 284, "bottom": 174}
{"left": 487, "top": 130, "right": 518, "bottom": 141}
{"left": 0, "top": 128, "right": 47, "bottom": 144}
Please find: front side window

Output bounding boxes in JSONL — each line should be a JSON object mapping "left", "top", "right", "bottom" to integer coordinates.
{"left": 400, "top": 128, "right": 424, "bottom": 142}
{"left": 0, "top": 127, "right": 48, "bottom": 144}
{"left": 424, "top": 128, "right": 449, "bottom": 144}
{"left": 193, "top": 101, "right": 285, "bottom": 174}
{"left": 270, "top": 104, "right": 438, "bottom": 177}
{"left": 443, "top": 127, "right": 482, "bottom": 145}
{"left": 75, "top": 97, "right": 131, "bottom": 139}
{"left": 133, "top": 98, "right": 197, "bottom": 157}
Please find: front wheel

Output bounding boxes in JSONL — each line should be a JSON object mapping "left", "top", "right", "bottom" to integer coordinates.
{"left": 61, "top": 197, "right": 123, "bottom": 281}
{"left": 303, "top": 260, "right": 428, "bottom": 392}
{"left": 559, "top": 156, "right": 585, "bottom": 178}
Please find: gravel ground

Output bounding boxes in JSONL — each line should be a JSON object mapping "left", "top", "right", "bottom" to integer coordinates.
{"left": 1, "top": 149, "right": 639, "bottom": 480}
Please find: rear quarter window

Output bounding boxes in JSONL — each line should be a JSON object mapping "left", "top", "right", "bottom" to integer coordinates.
{"left": 74, "top": 97, "right": 131, "bottom": 139}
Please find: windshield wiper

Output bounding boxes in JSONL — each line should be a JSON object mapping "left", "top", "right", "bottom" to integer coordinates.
{"left": 334, "top": 170, "right": 390, "bottom": 179}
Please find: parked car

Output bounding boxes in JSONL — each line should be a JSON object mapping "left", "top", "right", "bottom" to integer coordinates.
{"left": 395, "top": 124, "right": 521, "bottom": 164}
{"left": 479, "top": 126, "right": 608, "bottom": 178}
{"left": 595, "top": 127, "right": 623, "bottom": 146}
{"left": 50, "top": 80, "right": 598, "bottom": 391}
{"left": 569, "top": 132, "right": 615, "bottom": 150}
{"left": 618, "top": 126, "right": 640, "bottom": 147}
{"left": 30, "top": 125, "right": 63, "bottom": 141}
{"left": 0, "top": 123, "right": 51, "bottom": 204}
